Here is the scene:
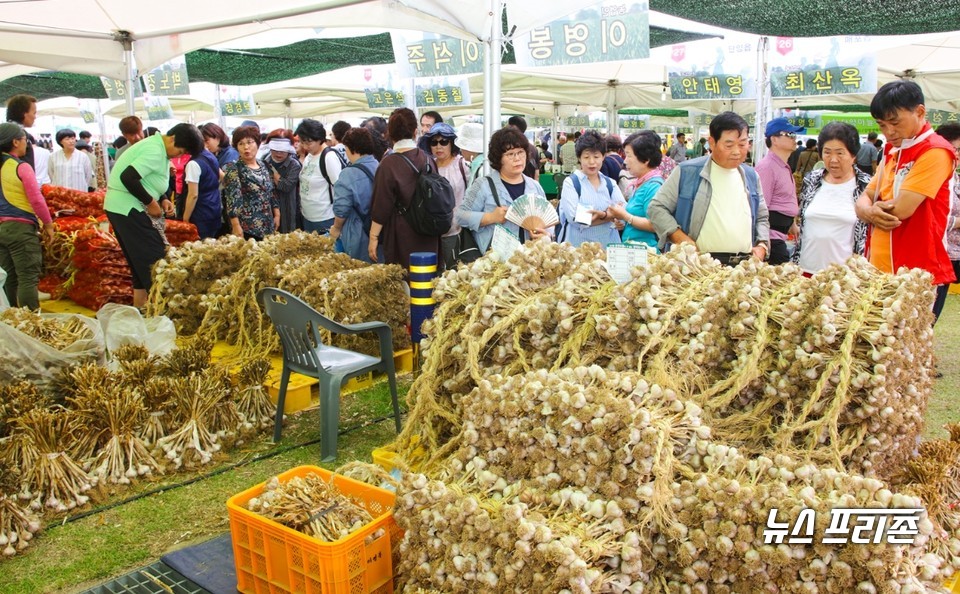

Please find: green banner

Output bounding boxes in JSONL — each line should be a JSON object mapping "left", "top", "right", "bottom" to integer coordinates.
{"left": 818, "top": 113, "right": 879, "bottom": 134}
{"left": 220, "top": 99, "right": 255, "bottom": 117}
{"left": 771, "top": 66, "right": 870, "bottom": 97}
{"left": 414, "top": 83, "right": 470, "bottom": 108}
{"left": 564, "top": 115, "right": 591, "bottom": 127}
{"left": 402, "top": 36, "right": 483, "bottom": 78}
{"left": 141, "top": 59, "right": 190, "bottom": 97}
{"left": 691, "top": 114, "right": 714, "bottom": 126}
{"left": 927, "top": 109, "right": 960, "bottom": 127}
{"left": 669, "top": 73, "right": 749, "bottom": 100}
{"left": 145, "top": 96, "right": 173, "bottom": 121}
{"left": 526, "top": 116, "right": 554, "bottom": 128}
{"left": 618, "top": 115, "right": 649, "bottom": 130}
{"left": 783, "top": 115, "right": 820, "bottom": 128}
{"left": 365, "top": 88, "right": 407, "bottom": 110}
{"left": 100, "top": 77, "right": 141, "bottom": 101}
{"left": 513, "top": 1, "right": 649, "bottom": 67}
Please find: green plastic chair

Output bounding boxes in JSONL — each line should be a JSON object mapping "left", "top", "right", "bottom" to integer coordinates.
{"left": 257, "top": 288, "right": 402, "bottom": 461}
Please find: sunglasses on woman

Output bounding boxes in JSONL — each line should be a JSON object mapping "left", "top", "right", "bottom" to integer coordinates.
{"left": 430, "top": 138, "right": 451, "bottom": 146}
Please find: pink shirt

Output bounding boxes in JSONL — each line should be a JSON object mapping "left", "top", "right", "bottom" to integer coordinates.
{"left": 755, "top": 150, "right": 798, "bottom": 241}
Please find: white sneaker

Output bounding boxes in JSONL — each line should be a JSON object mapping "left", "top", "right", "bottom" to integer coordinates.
{"left": 37, "top": 291, "right": 51, "bottom": 301}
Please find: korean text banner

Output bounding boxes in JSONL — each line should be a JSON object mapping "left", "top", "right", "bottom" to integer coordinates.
{"left": 769, "top": 36, "right": 877, "bottom": 98}
{"left": 144, "top": 95, "right": 173, "bottom": 121}
{"left": 619, "top": 114, "right": 651, "bottom": 130}
{"left": 100, "top": 77, "right": 142, "bottom": 101}
{"left": 392, "top": 32, "right": 483, "bottom": 79}
{"left": 512, "top": 1, "right": 649, "bottom": 67}
{"left": 218, "top": 85, "right": 255, "bottom": 117}
{"left": 414, "top": 77, "right": 471, "bottom": 108}
{"left": 668, "top": 37, "right": 757, "bottom": 100}
{"left": 141, "top": 56, "right": 190, "bottom": 97}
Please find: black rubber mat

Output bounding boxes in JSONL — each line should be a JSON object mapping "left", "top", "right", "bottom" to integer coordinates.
{"left": 79, "top": 560, "right": 210, "bottom": 594}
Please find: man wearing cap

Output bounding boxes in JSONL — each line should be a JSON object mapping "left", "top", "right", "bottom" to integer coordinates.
{"left": 649, "top": 111, "right": 770, "bottom": 266}
{"left": 755, "top": 117, "right": 805, "bottom": 264}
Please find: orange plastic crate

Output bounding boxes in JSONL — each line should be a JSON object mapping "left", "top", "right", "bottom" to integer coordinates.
{"left": 227, "top": 465, "right": 401, "bottom": 594}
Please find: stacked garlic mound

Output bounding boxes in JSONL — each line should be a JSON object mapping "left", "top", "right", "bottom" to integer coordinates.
{"left": 397, "top": 368, "right": 942, "bottom": 593}
{"left": 385, "top": 240, "right": 953, "bottom": 592}
{"left": 401, "top": 241, "right": 934, "bottom": 480}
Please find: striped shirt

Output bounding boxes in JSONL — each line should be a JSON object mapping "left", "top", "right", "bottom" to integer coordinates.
{"left": 49, "top": 149, "right": 93, "bottom": 191}
{"left": 559, "top": 170, "right": 624, "bottom": 248}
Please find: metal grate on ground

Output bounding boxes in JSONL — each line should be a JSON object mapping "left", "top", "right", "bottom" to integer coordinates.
{"left": 79, "top": 561, "right": 210, "bottom": 594}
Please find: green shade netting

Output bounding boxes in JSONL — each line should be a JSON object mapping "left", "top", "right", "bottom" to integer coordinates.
{"left": 650, "top": 0, "right": 960, "bottom": 36}
{"left": 620, "top": 108, "right": 692, "bottom": 117}
{"left": 1, "top": 27, "right": 715, "bottom": 102}
{"left": 0, "top": 71, "right": 108, "bottom": 102}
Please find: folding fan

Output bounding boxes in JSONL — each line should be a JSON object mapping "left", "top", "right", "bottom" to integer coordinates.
{"left": 505, "top": 194, "right": 560, "bottom": 231}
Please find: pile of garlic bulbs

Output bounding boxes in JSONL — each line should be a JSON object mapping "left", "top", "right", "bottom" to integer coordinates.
{"left": 396, "top": 368, "right": 948, "bottom": 593}
{"left": 402, "top": 241, "right": 935, "bottom": 480}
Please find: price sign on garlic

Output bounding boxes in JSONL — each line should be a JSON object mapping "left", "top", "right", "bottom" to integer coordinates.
{"left": 605, "top": 243, "right": 649, "bottom": 284}
{"left": 490, "top": 224, "right": 522, "bottom": 261}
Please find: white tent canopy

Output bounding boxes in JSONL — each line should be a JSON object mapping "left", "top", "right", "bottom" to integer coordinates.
{"left": 0, "top": 0, "right": 594, "bottom": 79}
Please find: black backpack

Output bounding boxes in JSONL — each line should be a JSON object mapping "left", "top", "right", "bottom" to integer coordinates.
{"left": 319, "top": 146, "right": 348, "bottom": 203}
{"left": 397, "top": 150, "right": 455, "bottom": 236}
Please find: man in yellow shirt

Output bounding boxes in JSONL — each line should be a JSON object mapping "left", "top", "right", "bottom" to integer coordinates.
{"left": 648, "top": 112, "right": 770, "bottom": 266}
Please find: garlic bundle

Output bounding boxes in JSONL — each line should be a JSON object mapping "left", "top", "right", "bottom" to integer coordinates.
{"left": 154, "top": 369, "right": 229, "bottom": 468}
{"left": 72, "top": 384, "right": 162, "bottom": 484}
{"left": 0, "top": 462, "right": 41, "bottom": 557}
{"left": 9, "top": 408, "right": 96, "bottom": 513}
{"left": 234, "top": 358, "right": 277, "bottom": 432}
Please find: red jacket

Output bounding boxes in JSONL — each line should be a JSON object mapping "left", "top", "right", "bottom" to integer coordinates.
{"left": 867, "top": 123, "right": 957, "bottom": 285}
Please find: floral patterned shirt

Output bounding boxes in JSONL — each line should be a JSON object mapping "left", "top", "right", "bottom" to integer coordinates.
{"left": 223, "top": 159, "right": 277, "bottom": 240}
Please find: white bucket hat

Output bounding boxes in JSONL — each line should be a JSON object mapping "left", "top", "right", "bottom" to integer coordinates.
{"left": 457, "top": 123, "right": 484, "bottom": 153}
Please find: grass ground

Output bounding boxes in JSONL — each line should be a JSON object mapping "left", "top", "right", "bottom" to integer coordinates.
{"left": 2, "top": 296, "right": 958, "bottom": 593}
{"left": 0, "top": 379, "right": 410, "bottom": 594}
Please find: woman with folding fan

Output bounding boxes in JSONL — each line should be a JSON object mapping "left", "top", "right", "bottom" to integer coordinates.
{"left": 456, "top": 127, "right": 554, "bottom": 254}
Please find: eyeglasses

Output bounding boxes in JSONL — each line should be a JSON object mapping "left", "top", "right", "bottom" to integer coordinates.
{"left": 430, "top": 138, "right": 451, "bottom": 147}
{"left": 504, "top": 149, "right": 527, "bottom": 160}
{"left": 777, "top": 132, "right": 797, "bottom": 138}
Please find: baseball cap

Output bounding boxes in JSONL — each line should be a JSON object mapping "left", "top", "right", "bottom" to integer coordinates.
{"left": 765, "top": 117, "right": 805, "bottom": 137}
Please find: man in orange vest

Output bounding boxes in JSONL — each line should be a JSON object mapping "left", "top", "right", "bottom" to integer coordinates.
{"left": 855, "top": 80, "right": 957, "bottom": 321}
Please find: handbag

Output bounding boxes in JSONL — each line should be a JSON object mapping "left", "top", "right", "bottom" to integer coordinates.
{"left": 458, "top": 228, "right": 482, "bottom": 263}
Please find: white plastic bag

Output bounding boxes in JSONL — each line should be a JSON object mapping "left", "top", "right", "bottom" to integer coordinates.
{"left": 0, "top": 265, "right": 9, "bottom": 310}
{"left": 0, "top": 312, "right": 105, "bottom": 387}
{"left": 97, "top": 303, "right": 177, "bottom": 358}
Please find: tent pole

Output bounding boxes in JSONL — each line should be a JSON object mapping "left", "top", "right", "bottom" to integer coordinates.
{"left": 606, "top": 93, "right": 616, "bottom": 136}
{"left": 481, "top": 6, "right": 494, "bottom": 175}
{"left": 122, "top": 37, "right": 136, "bottom": 116}
{"left": 754, "top": 36, "right": 771, "bottom": 163}
{"left": 215, "top": 85, "right": 226, "bottom": 129}
{"left": 96, "top": 99, "right": 110, "bottom": 181}
{"left": 551, "top": 102, "right": 559, "bottom": 168}
{"left": 490, "top": 0, "right": 503, "bottom": 135}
